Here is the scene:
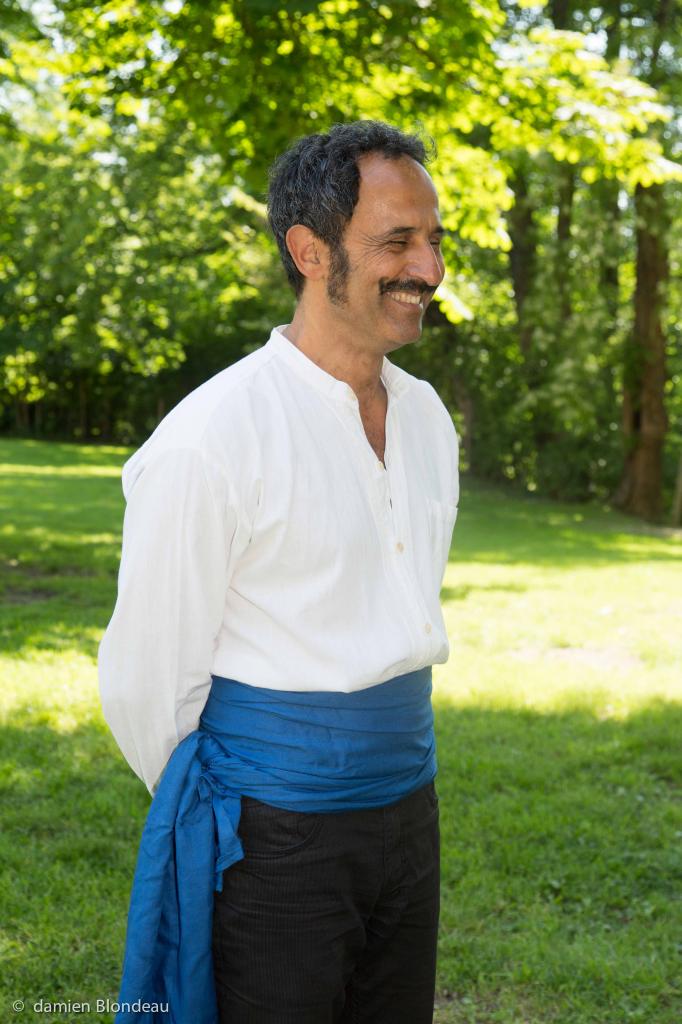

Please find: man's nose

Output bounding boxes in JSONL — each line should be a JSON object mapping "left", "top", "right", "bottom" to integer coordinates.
{"left": 406, "top": 240, "right": 444, "bottom": 287}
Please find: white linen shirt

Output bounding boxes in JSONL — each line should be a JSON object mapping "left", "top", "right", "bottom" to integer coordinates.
{"left": 98, "top": 327, "right": 459, "bottom": 793}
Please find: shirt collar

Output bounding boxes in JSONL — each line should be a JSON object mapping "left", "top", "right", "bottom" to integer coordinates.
{"left": 267, "top": 326, "right": 410, "bottom": 404}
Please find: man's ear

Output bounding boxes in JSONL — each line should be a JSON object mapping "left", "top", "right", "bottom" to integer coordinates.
{"left": 285, "top": 225, "right": 329, "bottom": 284}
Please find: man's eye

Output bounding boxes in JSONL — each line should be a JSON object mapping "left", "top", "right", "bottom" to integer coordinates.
{"left": 389, "top": 240, "right": 408, "bottom": 248}
{"left": 430, "top": 238, "right": 442, "bottom": 249}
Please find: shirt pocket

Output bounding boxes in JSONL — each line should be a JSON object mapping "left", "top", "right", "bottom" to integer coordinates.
{"left": 426, "top": 498, "right": 458, "bottom": 589}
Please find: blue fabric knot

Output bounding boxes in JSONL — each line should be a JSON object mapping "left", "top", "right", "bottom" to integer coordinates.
{"left": 114, "top": 668, "right": 435, "bottom": 1023}
{"left": 195, "top": 763, "right": 243, "bottom": 891}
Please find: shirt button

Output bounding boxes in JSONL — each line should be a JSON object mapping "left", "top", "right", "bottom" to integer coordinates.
{"left": 425, "top": 623, "right": 432, "bottom": 634}
{"left": 396, "top": 541, "right": 404, "bottom": 553}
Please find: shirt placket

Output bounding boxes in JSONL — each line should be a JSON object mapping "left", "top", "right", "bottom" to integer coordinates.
{"left": 342, "top": 391, "right": 435, "bottom": 659}
{"left": 381, "top": 400, "right": 436, "bottom": 651}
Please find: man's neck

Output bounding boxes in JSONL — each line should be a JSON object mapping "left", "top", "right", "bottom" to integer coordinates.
{"left": 282, "top": 308, "right": 385, "bottom": 406}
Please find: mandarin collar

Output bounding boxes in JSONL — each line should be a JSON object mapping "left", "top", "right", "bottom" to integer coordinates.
{"left": 267, "top": 326, "right": 409, "bottom": 405}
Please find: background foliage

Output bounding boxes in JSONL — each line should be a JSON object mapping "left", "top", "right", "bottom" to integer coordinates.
{"left": 0, "top": 0, "right": 680, "bottom": 518}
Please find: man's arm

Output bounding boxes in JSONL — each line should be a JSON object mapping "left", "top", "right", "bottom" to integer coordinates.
{"left": 98, "top": 447, "right": 237, "bottom": 794}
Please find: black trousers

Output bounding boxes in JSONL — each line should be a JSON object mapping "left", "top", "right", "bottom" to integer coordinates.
{"left": 212, "top": 780, "right": 440, "bottom": 1023}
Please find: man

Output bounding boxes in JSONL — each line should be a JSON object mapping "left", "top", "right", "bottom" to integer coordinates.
{"left": 99, "top": 120, "right": 459, "bottom": 1024}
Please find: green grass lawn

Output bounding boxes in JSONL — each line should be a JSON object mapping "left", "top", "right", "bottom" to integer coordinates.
{"left": 1, "top": 438, "right": 680, "bottom": 1024}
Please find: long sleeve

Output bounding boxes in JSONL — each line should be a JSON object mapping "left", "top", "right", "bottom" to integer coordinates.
{"left": 98, "top": 447, "right": 238, "bottom": 794}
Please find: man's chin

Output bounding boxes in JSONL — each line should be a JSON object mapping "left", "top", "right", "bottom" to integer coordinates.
{"left": 384, "top": 324, "right": 423, "bottom": 351}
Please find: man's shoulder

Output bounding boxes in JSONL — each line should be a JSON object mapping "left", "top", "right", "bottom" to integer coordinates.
{"left": 121, "top": 342, "right": 275, "bottom": 492}
{"left": 388, "top": 361, "right": 457, "bottom": 438}
{"left": 168, "top": 343, "right": 274, "bottom": 428}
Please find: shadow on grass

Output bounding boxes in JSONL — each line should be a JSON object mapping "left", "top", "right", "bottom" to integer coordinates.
{"left": 0, "top": 477, "right": 123, "bottom": 564}
{"left": 452, "top": 479, "right": 682, "bottom": 568}
{"left": 0, "top": 438, "right": 130, "bottom": 470}
{"left": 0, "top": 712, "right": 148, "bottom": 1022}
{"left": 0, "top": 440, "right": 127, "bottom": 583}
{"left": 0, "top": 574, "right": 113, "bottom": 658}
{"left": 1, "top": 699, "right": 680, "bottom": 1022}
{"left": 0, "top": 446, "right": 124, "bottom": 657}
{"left": 441, "top": 582, "right": 528, "bottom": 603}
{"left": 433, "top": 697, "right": 682, "bottom": 1022}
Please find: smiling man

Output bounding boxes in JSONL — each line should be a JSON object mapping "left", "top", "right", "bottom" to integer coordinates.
{"left": 99, "top": 121, "right": 459, "bottom": 1024}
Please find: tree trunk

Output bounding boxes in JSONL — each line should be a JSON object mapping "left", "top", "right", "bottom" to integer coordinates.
{"left": 613, "top": 183, "right": 668, "bottom": 519}
{"left": 423, "top": 302, "right": 475, "bottom": 468}
{"left": 556, "top": 165, "right": 575, "bottom": 324}
{"left": 78, "top": 375, "right": 88, "bottom": 439}
{"left": 507, "top": 167, "right": 538, "bottom": 356}
{"left": 550, "top": 0, "right": 572, "bottom": 29}
{"left": 672, "top": 455, "right": 682, "bottom": 527}
{"left": 15, "top": 399, "right": 28, "bottom": 431}
{"left": 451, "top": 381, "right": 474, "bottom": 472}
{"left": 596, "top": 178, "right": 621, "bottom": 340}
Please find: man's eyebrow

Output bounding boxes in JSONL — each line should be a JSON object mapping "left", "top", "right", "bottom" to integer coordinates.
{"left": 375, "top": 225, "right": 446, "bottom": 240}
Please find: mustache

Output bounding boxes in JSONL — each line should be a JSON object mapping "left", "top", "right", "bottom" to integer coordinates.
{"left": 379, "top": 279, "right": 438, "bottom": 298}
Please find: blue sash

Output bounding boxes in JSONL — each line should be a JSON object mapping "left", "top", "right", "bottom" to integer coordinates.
{"left": 114, "top": 668, "right": 435, "bottom": 1024}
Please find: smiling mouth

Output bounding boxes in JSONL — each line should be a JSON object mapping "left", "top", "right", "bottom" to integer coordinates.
{"left": 385, "top": 291, "right": 424, "bottom": 309}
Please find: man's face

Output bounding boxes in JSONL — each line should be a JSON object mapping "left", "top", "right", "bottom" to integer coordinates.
{"left": 324, "top": 153, "right": 445, "bottom": 351}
